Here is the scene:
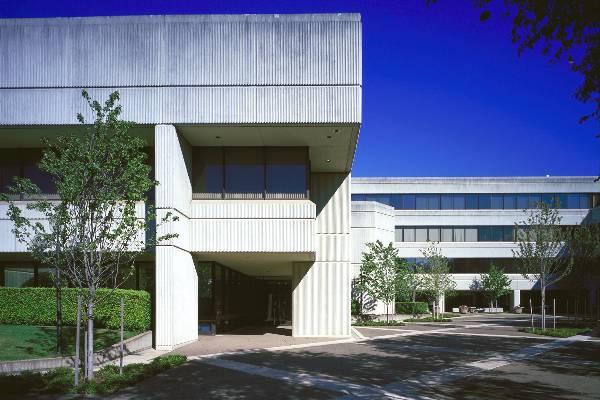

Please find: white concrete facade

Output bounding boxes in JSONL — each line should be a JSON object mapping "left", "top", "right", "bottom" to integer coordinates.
{"left": 351, "top": 177, "right": 600, "bottom": 311}
{"left": 0, "top": 14, "right": 362, "bottom": 350}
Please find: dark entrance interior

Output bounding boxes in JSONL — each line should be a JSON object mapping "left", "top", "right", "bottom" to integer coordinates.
{"left": 196, "top": 261, "right": 291, "bottom": 334}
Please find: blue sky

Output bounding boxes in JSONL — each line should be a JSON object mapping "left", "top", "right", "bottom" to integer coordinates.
{"left": 1, "top": 0, "right": 598, "bottom": 177}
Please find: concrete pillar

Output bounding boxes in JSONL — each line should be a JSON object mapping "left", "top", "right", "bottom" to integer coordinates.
{"left": 512, "top": 289, "right": 521, "bottom": 310}
{"left": 154, "top": 125, "right": 197, "bottom": 350}
{"left": 292, "top": 173, "right": 351, "bottom": 337}
{"left": 438, "top": 293, "right": 445, "bottom": 314}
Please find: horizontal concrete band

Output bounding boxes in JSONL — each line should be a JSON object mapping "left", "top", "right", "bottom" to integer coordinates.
{"left": 0, "top": 86, "right": 361, "bottom": 125}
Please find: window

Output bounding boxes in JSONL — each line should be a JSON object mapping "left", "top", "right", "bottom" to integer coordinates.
{"left": 394, "top": 228, "right": 403, "bottom": 242}
{"left": 454, "top": 227, "right": 465, "bottom": 242}
{"left": 556, "top": 193, "right": 568, "bottom": 209}
{"left": 441, "top": 195, "right": 454, "bottom": 210}
{"left": 453, "top": 194, "right": 466, "bottom": 209}
{"left": 478, "top": 194, "right": 491, "bottom": 209}
{"left": 224, "top": 148, "right": 264, "bottom": 198}
{"left": 528, "top": 193, "right": 541, "bottom": 209}
{"left": 566, "top": 193, "right": 580, "bottom": 208}
{"left": 415, "top": 195, "right": 428, "bottom": 209}
{"left": 517, "top": 194, "right": 529, "bottom": 209}
{"left": 478, "top": 226, "right": 492, "bottom": 241}
{"left": 465, "top": 194, "right": 478, "bottom": 209}
{"left": 541, "top": 193, "right": 555, "bottom": 207}
{"left": 503, "top": 194, "right": 516, "bottom": 209}
{"left": 490, "top": 226, "right": 504, "bottom": 241}
{"left": 503, "top": 226, "right": 515, "bottom": 242}
{"left": 465, "top": 228, "right": 478, "bottom": 242}
{"left": 579, "top": 194, "right": 591, "bottom": 209}
{"left": 266, "top": 148, "right": 307, "bottom": 198}
{"left": 491, "top": 194, "right": 503, "bottom": 209}
{"left": 441, "top": 228, "right": 453, "bottom": 242}
{"left": 399, "top": 194, "right": 416, "bottom": 209}
{"left": 428, "top": 228, "right": 440, "bottom": 241}
{"left": 192, "top": 148, "right": 223, "bottom": 198}
{"left": 192, "top": 147, "right": 309, "bottom": 200}
{"left": 2, "top": 264, "right": 35, "bottom": 287}
{"left": 403, "top": 228, "right": 415, "bottom": 242}
{"left": 415, "top": 228, "right": 428, "bottom": 241}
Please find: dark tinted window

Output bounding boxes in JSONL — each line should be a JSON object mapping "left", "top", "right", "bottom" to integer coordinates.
{"left": 556, "top": 193, "right": 569, "bottom": 209}
{"left": 478, "top": 226, "right": 492, "bottom": 241}
{"left": 401, "top": 194, "right": 416, "bottom": 209}
{"left": 528, "top": 193, "right": 541, "bottom": 208}
{"left": 266, "top": 148, "right": 307, "bottom": 196}
{"left": 454, "top": 194, "right": 466, "bottom": 209}
{"left": 192, "top": 148, "right": 223, "bottom": 195}
{"left": 441, "top": 195, "right": 454, "bottom": 210}
{"left": 503, "top": 226, "right": 514, "bottom": 242}
{"left": 465, "top": 194, "right": 478, "bottom": 209}
{"left": 579, "top": 194, "right": 591, "bottom": 209}
{"left": 517, "top": 194, "right": 529, "bottom": 209}
{"left": 566, "top": 193, "right": 580, "bottom": 208}
{"left": 541, "top": 193, "right": 555, "bottom": 207}
{"left": 478, "top": 194, "right": 491, "bottom": 209}
{"left": 503, "top": 194, "right": 516, "bottom": 209}
{"left": 225, "top": 148, "right": 264, "bottom": 197}
{"left": 490, "top": 226, "right": 504, "bottom": 241}
{"left": 491, "top": 194, "right": 503, "bottom": 209}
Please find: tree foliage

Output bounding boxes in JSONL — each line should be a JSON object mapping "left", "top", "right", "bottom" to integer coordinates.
{"left": 2, "top": 91, "right": 176, "bottom": 381}
{"left": 513, "top": 202, "right": 574, "bottom": 329}
{"left": 479, "top": 264, "right": 512, "bottom": 305}
{"left": 356, "top": 241, "right": 406, "bottom": 320}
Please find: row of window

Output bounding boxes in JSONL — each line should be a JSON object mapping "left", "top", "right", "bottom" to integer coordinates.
{"left": 404, "top": 258, "right": 522, "bottom": 273}
{"left": 394, "top": 225, "right": 571, "bottom": 242}
{"left": 0, "top": 263, "right": 154, "bottom": 291}
{"left": 0, "top": 149, "right": 55, "bottom": 195}
{"left": 192, "top": 147, "right": 309, "bottom": 199}
{"left": 352, "top": 193, "right": 597, "bottom": 210}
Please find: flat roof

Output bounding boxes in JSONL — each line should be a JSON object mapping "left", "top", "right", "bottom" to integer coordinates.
{"left": 0, "top": 13, "right": 361, "bottom": 25}
{"left": 352, "top": 176, "right": 598, "bottom": 184}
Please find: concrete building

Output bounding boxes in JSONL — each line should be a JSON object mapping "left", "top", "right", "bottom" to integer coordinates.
{"left": 1, "top": 13, "right": 599, "bottom": 352}
{"left": 0, "top": 14, "right": 361, "bottom": 350}
{"left": 351, "top": 177, "right": 600, "bottom": 312}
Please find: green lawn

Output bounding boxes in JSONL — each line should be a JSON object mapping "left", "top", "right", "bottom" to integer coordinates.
{"left": 519, "top": 326, "right": 591, "bottom": 338}
{"left": 0, "top": 325, "right": 139, "bottom": 361}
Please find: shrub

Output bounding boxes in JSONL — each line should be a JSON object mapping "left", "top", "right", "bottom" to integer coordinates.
{"left": 0, "top": 355, "right": 187, "bottom": 396}
{"left": 0, "top": 287, "right": 151, "bottom": 331}
{"left": 351, "top": 299, "right": 361, "bottom": 315}
{"left": 353, "top": 320, "right": 405, "bottom": 327}
{"left": 395, "top": 302, "right": 429, "bottom": 315}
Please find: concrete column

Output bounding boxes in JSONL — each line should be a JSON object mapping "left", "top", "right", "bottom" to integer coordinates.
{"left": 154, "top": 124, "right": 197, "bottom": 350}
{"left": 438, "top": 293, "right": 445, "bottom": 314}
{"left": 512, "top": 289, "right": 521, "bottom": 309}
{"left": 292, "top": 173, "right": 351, "bottom": 337}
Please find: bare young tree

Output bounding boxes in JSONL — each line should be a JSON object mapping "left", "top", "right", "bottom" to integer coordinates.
{"left": 420, "top": 242, "right": 456, "bottom": 319}
{"left": 514, "top": 202, "right": 574, "bottom": 330}
{"left": 5, "top": 91, "right": 177, "bottom": 382}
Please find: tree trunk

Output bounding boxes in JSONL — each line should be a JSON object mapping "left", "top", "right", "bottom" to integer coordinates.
{"left": 541, "top": 282, "right": 546, "bottom": 331}
{"left": 55, "top": 270, "right": 62, "bottom": 355}
{"left": 85, "top": 303, "right": 95, "bottom": 381}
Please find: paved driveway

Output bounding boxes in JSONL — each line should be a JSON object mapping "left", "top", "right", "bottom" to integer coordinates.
{"left": 112, "top": 315, "right": 600, "bottom": 399}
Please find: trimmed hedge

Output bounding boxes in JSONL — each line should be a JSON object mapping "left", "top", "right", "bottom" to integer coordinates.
{"left": 0, "top": 287, "right": 150, "bottom": 331}
{"left": 395, "top": 302, "right": 429, "bottom": 315}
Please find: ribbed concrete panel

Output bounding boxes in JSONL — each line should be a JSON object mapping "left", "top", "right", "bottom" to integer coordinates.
{"left": 0, "top": 202, "right": 146, "bottom": 253}
{"left": 190, "top": 200, "right": 315, "bottom": 219}
{"left": 154, "top": 124, "right": 196, "bottom": 350}
{"left": 350, "top": 200, "right": 395, "bottom": 267}
{"left": 395, "top": 242, "right": 519, "bottom": 259}
{"left": 155, "top": 246, "right": 198, "bottom": 350}
{"left": 292, "top": 261, "right": 351, "bottom": 337}
{"left": 312, "top": 173, "right": 350, "bottom": 234}
{"left": 452, "top": 274, "right": 536, "bottom": 291}
{"left": 190, "top": 219, "right": 314, "bottom": 253}
{"left": 293, "top": 173, "right": 351, "bottom": 337}
{"left": 154, "top": 125, "right": 191, "bottom": 216}
{"left": 0, "top": 86, "right": 361, "bottom": 125}
{"left": 0, "top": 14, "right": 361, "bottom": 87}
